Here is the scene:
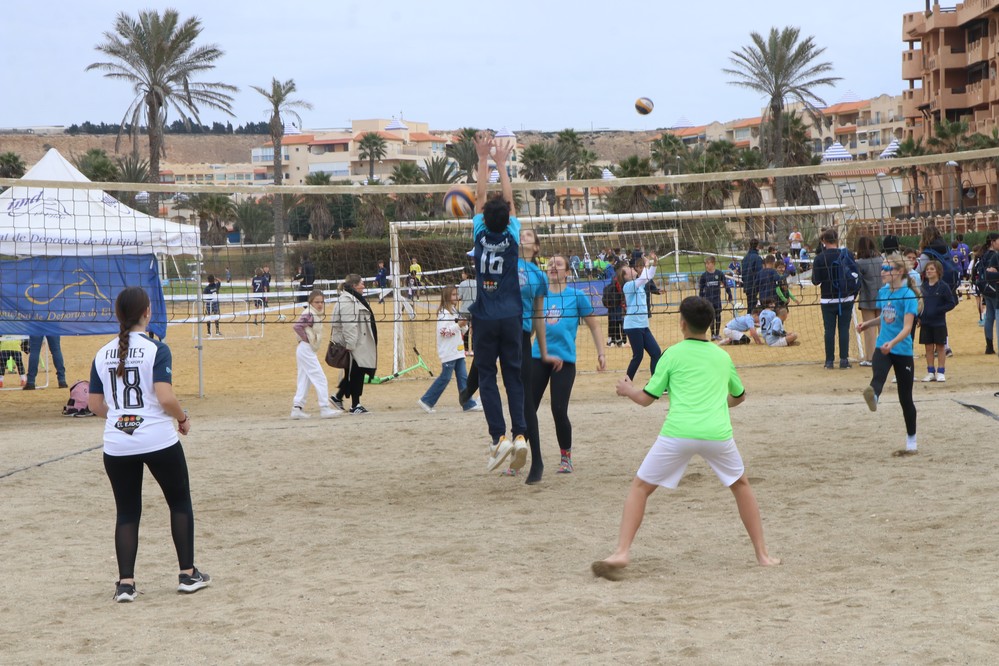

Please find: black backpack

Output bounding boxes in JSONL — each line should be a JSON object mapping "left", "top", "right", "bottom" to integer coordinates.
{"left": 602, "top": 281, "right": 621, "bottom": 310}
{"left": 922, "top": 248, "right": 960, "bottom": 294}
{"left": 829, "top": 249, "right": 861, "bottom": 298}
{"left": 975, "top": 250, "right": 999, "bottom": 298}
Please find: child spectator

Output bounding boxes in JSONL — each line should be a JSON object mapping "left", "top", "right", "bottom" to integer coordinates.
{"left": 718, "top": 308, "right": 763, "bottom": 345}
{"left": 919, "top": 260, "right": 957, "bottom": 382}
{"left": 251, "top": 268, "right": 266, "bottom": 325}
{"left": 758, "top": 300, "right": 777, "bottom": 339}
{"left": 457, "top": 267, "right": 477, "bottom": 354}
{"left": 955, "top": 234, "right": 971, "bottom": 279}
{"left": 592, "top": 296, "right": 780, "bottom": 579}
{"left": 698, "top": 255, "right": 733, "bottom": 341}
{"left": 417, "top": 286, "right": 481, "bottom": 414}
{"left": 290, "top": 290, "right": 340, "bottom": 420}
{"left": 0, "top": 337, "right": 28, "bottom": 388}
{"left": 602, "top": 265, "right": 626, "bottom": 346}
{"left": 765, "top": 306, "right": 799, "bottom": 346}
{"left": 203, "top": 274, "right": 222, "bottom": 337}
{"left": 756, "top": 255, "right": 780, "bottom": 306}
{"left": 406, "top": 270, "right": 421, "bottom": 302}
{"left": 375, "top": 260, "right": 389, "bottom": 303}
{"left": 773, "top": 260, "right": 798, "bottom": 310}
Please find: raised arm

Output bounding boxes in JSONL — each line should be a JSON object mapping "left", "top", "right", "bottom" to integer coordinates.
{"left": 473, "top": 131, "right": 493, "bottom": 214}
{"left": 492, "top": 137, "right": 514, "bottom": 214}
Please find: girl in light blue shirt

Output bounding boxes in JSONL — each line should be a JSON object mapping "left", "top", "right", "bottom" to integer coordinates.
{"left": 621, "top": 254, "right": 663, "bottom": 379}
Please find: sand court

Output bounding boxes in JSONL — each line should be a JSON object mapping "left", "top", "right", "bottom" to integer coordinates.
{"left": 2, "top": 300, "right": 998, "bottom": 663}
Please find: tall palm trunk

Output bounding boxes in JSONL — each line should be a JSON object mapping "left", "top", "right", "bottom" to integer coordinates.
{"left": 771, "top": 103, "right": 786, "bottom": 205}
{"left": 147, "top": 98, "right": 162, "bottom": 215}
{"left": 272, "top": 132, "right": 285, "bottom": 281}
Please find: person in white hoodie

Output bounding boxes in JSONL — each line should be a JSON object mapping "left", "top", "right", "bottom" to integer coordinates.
{"left": 417, "top": 285, "right": 482, "bottom": 414}
{"left": 290, "top": 290, "right": 340, "bottom": 419}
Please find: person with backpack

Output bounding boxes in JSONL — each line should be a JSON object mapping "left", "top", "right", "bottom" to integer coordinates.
{"left": 917, "top": 225, "right": 960, "bottom": 294}
{"left": 602, "top": 264, "right": 626, "bottom": 346}
{"left": 811, "top": 228, "right": 860, "bottom": 369}
{"left": 978, "top": 232, "right": 999, "bottom": 356}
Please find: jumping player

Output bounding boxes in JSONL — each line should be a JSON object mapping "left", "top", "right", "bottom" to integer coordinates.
{"left": 468, "top": 131, "right": 559, "bottom": 474}
{"left": 88, "top": 287, "right": 210, "bottom": 602}
{"left": 592, "top": 296, "right": 780, "bottom": 579}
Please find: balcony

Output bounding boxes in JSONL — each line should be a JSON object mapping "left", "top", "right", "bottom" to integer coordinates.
{"left": 966, "top": 79, "right": 991, "bottom": 107}
{"left": 927, "top": 45, "right": 967, "bottom": 71}
{"left": 930, "top": 86, "right": 968, "bottom": 111}
{"left": 967, "top": 38, "right": 989, "bottom": 66}
{"left": 903, "top": 11, "right": 926, "bottom": 40}
{"left": 902, "top": 49, "right": 923, "bottom": 79}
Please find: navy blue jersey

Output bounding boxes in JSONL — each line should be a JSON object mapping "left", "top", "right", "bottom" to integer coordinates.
{"left": 698, "top": 269, "right": 730, "bottom": 305}
{"left": 469, "top": 213, "right": 522, "bottom": 321}
{"left": 252, "top": 276, "right": 266, "bottom": 294}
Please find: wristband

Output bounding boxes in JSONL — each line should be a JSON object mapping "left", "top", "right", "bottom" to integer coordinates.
{"left": 179, "top": 411, "right": 189, "bottom": 425}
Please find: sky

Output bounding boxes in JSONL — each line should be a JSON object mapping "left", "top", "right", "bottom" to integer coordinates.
{"left": 1, "top": 0, "right": 921, "bottom": 133}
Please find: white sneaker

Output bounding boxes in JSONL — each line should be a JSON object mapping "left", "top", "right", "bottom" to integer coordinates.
{"left": 290, "top": 406, "right": 309, "bottom": 420}
{"left": 319, "top": 407, "right": 342, "bottom": 419}
{"left": 509, "top": 435, "right": 529, "bottom": 471}
{"left": 486, "top": 436, "right": 514, "bottom": 472}
{"left": 935, "top": 372, "right": 946, "bottom": 383}
{"left": 417, "top": 399, "right": 436, "bottom": 414}
{"left": 463, "top": 402, "right": 483, "bottom": 412}
{"left": 921, "top": 373, "right": 936, "bottom": 382}
{"left": 863, "top": 386, "right": 878, "bottom": 412}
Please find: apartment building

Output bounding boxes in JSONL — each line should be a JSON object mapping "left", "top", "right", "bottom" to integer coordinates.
{"left": 250, "top": 119, "right": 452, "bottom": 185}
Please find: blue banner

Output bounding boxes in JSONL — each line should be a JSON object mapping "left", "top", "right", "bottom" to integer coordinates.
{"left": 0, "top": 254, "right": 167, "bottom": 338}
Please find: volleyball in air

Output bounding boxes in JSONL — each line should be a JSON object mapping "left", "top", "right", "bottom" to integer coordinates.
{"left": 635, "top": 97, "right": 654, "bottom": 115}
{"left": 443, "top": 184, "right": 475, "bottom": 218}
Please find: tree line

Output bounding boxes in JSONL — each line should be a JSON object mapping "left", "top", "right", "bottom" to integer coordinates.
{"left": 65, "top": 120, "right": 269, "bottom": 135}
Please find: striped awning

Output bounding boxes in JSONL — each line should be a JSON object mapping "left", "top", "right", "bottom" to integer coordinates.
{"left": 879, "top": 138, "right": 900, "bottom": 159}
{"left": 495, "top": 127, "right": 515, "bottom": 138}
{"left": 385, "top": 118, "right": 408, "bottom": 131}
{"left": 601, "top": 168, "right": 615, "bottom": 180}
{"left": 821, "top": 141, "right": 853, "bottom": 163}
{"left": 488, "top": 169, "right": 500, "bottom": 183}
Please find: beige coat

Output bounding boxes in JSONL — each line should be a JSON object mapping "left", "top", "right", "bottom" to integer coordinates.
{"left": 330, "top": 289, "right": 377, "bottom": 370}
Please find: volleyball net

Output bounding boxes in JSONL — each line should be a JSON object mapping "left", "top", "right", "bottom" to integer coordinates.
{"left": 3, "top": 146, "right": 998, "bottom": 377}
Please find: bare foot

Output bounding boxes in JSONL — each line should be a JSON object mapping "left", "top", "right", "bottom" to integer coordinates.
{"left": 757, "top": 555, "right": 782, "bottom": 566}
{"left": 591, "top": 560, "right": 626, "bottom": 581}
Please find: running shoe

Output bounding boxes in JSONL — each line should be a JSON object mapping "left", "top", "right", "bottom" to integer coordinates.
{"left": 114, "top": 581, "right": 137, "bottom": 603}
{"left": 509, "top": 435, "right": 529, "bottom": 471}
{"left": 330, "top": 395, "right": 344, "bottom": 411}
{"left": 921, "top": 373, "right": 936, "bottom": 382}
{"left": 417, "top": 399, "right": 436, "bottom": 414}
{"left": 859, "top": 360, "right": 873, "bottom": 367}
{"left": 557, "top": 454, "right": 574, "bottom": 474}
{"left": 486, "top": 436, "right": 513, "bottom": 472}
{"left": 935, "top": 373, "right": 947, "bottom": 383}
{"left": 863, "top": 386, "right": 878, "bottom": 412}
{"left": 945, "top": 347, "right": 953, "bottom": 358}
{"left": 463, "top": 402, "right": 483, "bottom": 412}
{"left": 290, "top": 406, "right": 309, "bottom": 420}
{"left": 177, "top": 568, "right": 211, "bottom": 594}
{"left": 840, "top": 360, "right": 851, "bottom": 369}
{"left": 319, "top": 407, "right": 342, "bottom": 419}
{"left": 349, "top": 405, "right": 369, "bottom": 415}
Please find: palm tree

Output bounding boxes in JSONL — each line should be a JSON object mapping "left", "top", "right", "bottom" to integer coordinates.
{"left": 358, "top": 132, "right": 388, "bottom": 182}
{"left": 234, "top": 199, "right": 274, "bottom": 244}
{"left": 178, "top": 192, "right": 235, "bottom": 248}
{"left": 572, "top": 149, "right": 602, "bottom": 215}
{"left": 607, "top": 155, "right": 657, "bottom": 213}
{"left": 73, "top": 148, "right": 119, "bottom": 183}
{"left": 736, "top": 148, "right": 767, "bottom": 209}
{"left": 389, "top": 162, "right": 426, "bottom": 221}
{"left": 422, "top": 155, "right": 463, "bottom": 218}
{"left": 724, "top": 26, "right": 839, "bottom": 203}
{"left": 557, "top": 129, "right": 583, "bottom": 211}
{"left": 446, "top": 128, "right": 479, "bottom": 184}
{"left": 0, "top": 151, "right": 26, "bottom": 179}
{"left": 520, "top": 142, "right": 561, "bottom": 215}
{"left": 87, "top": 9, "right": 237, "bottom": 214}
{"left": 251, "top": 77, "right": 312, "bottom": 281}
{"left": 114, "top": 153, "right": 150, "bottom": 210}
{"left": 303, "top": 172, "right": 333, "bottom": 240}
{"left": 970, "top": 128, "right": 999, "bottom": 206}
{"left": 892, "top": 137, "right": 927, "bottom": 216}
{"left": 649, "top": 134, "right": 688, "bottom": 175}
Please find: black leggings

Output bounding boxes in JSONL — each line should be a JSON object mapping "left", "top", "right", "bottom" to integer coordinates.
{"left": 103, "top": 442, "right": 194, "bottom": 579}
{"left": 532, "top": 359, "right": 576, "bottom": 451}
{"left": 336, "top": 360, "right": 369, "bottom": 409}
{"left": 870, "top": 350, "right": 917, "bottom": 436}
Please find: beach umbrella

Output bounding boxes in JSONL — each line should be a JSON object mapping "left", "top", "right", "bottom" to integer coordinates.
{"left": 879, "top": 138, "right": 900, "bottom": 159}
{"left": 821, "top": 141, "right": 853, "bottom": 163}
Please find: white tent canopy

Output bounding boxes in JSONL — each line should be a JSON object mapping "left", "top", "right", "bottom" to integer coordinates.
{"left": 821, "top": 141, "right": 853, "bottom": 163}
{"left": 0, "top": 148, "right": 200, "bottom": 257}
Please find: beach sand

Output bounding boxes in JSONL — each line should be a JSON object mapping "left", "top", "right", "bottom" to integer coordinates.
{"left": 2, "top": 297, "right": 998, "bottom": 664}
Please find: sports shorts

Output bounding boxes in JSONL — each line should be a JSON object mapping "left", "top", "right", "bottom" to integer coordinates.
{"left": 637, "top": 435, "right": 745, "bottom": 489}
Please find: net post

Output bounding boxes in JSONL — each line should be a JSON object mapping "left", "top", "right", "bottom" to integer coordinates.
{"left": 389, "top": 221, "right": 404, "bottom": 374}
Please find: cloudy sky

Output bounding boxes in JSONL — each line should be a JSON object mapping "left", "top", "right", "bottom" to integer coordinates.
{"left": 1, "top": 0, "right": 919, "bottom": 132}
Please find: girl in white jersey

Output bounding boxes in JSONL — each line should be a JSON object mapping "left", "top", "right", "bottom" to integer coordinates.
{"left": 88, "top": 287, "right": 210, "bottom": 603}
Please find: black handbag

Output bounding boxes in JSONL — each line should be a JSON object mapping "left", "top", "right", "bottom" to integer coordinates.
{"left": 325, "top": 341, "right": 351, "bottom": 369}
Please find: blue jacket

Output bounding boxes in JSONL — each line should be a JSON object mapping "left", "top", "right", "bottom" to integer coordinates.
{"left": 919, "top": 280, "right": 956, "bottom": 327}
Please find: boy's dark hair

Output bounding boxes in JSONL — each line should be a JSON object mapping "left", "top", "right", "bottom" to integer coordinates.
{"left": 751, "top": 306, "right": 763, "bottom": 315}
{"left": 704, "top": 254, "right": 716, "bottom": 264}
{"left": 957, "top": 234, "right": 964, "bottom": 242}
{"left": 820, "top": 228, "right": 838, "bottom": 245}
{"left": 680, "top": 296, "right": 714, "bottom": 333}
{"left": 763, "top": 254, "right": 776, "bottom": 265}
{"left": 761, "top": 298, "right": 776, "bottom": 308}
{"left": 482, "top": 198, "right": 511, "bottom": 233}
{"left": 749, "top": 238, "right": 759, "bottom": 250}
{"left": 776, "top": 305, "right": 789, "bottom": 315}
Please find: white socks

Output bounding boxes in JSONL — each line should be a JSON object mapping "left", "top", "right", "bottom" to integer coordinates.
{"left": 906, "top": 434, "right": 918, "bottom": 452}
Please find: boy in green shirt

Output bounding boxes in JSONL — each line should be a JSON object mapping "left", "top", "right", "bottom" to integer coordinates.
{"left": 592, "top": 296, "right": 780, "bottom": 579}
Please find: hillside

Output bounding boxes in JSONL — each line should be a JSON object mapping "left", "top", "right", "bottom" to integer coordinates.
{"left": 0, "top": 129, "right": 665, "bottom": 170}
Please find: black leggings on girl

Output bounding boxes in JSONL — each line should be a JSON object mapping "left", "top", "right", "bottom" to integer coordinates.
{"left": 103, "top": 442, "right": 194, "bottom": 579}
{"left": 870, "top": 350, "right": 917, "bottom": 436}
{"left": 532, "top": 359, "right": 576, "bottom": 451}
{"left": 336, "top": 360, "right": 369, "bottom": 409}
{"left": 522, "top": 331, "right": 543, "bottom": 484}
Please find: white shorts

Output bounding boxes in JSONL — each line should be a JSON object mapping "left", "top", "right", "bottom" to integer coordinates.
{"left": 766, "top": 336, "right": 789, "bottom": 347}
{"left": 637, "top": 435, "right": 745, "bottom": 489}
{"left": 724, "top": 327, "right": 746, "bottom": 342}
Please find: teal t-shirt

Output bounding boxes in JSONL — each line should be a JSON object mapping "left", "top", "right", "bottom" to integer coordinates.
{"left": 876, "top": 284, "right": 919, "bottom": 356}
{"left": 531, "top": 287, "right": 593, "bottom": 363}
{"left": 644, "top": 338, "right": 744, "bottom": 441}
{"left": 519, "top": 259, "right": 549, "bottom": 333}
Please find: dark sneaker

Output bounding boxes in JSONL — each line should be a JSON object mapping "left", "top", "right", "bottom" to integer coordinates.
{"left": 22, "top": 383, "right": 35, "bottom": 390}
{"left": 58, "top": 381, "right": 69, "bottom": 389}
{"left": 114, "top": 581, "right": 137, "bottom": 603}
{"left": 330, "top": 395, "right": 344, "bottom": 411}
{"left": 177, "top": 568, "right": 211, "bottom": 594}
{"left": 349, "top": 405, "right": 369, "bottom": 415}
{"left": 840, "top": 360, "right": 851, "bottom": 369}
